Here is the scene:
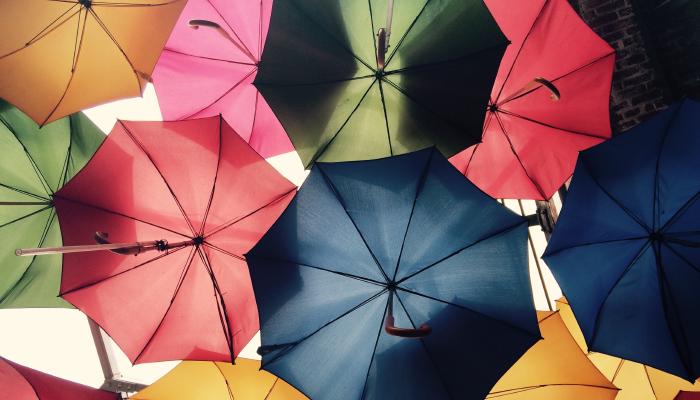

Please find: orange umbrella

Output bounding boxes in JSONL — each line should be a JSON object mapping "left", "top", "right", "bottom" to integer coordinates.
{"left": 487, "top": 311, "right": 617, "bottom": 399}
{"left": 0, "top": 0, "right": 186, "bottom": 125}
{"left": 558, "top": 298, "right": 700, "bottom": 400}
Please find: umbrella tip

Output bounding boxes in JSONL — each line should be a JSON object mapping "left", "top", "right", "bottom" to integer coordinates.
{"left": 79, "top": 0, "right": 92, "bottom": 8}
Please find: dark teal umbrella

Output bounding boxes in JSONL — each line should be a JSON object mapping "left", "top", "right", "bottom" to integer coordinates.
{"left": 246, "top": 148, "right": 539, "bottom": 400}
{"left": 254, "top": 0, "right": 508, "bottom": 167}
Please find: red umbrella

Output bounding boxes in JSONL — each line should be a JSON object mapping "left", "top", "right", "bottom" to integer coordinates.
{"left": 27, "top": 117, "right": 296, "bottom": 364}
{"left": 450, "top": 0, "right": 615, "bottom": 200}
{"left": 151, "top": 0, "right": 293, "bottom": 158}
{"left": 678, "top": 392, "right": 700, "bottom": 400}
{"left": 0, "top": 357, "right": 118, "bottom": 400}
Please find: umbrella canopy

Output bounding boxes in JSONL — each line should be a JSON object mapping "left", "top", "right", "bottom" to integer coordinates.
{"left": 450, "top": 0, "right": 615, "bottom": 200}
{"left": 487, "top": 310, "right": 618, "bottom": 399}
{"left": 254, "top": 0, "right": 508, "bottom": 167}
{"left": 246, "top": 148, "right": 540, "bottom": 400}
{"left": 52, "top": 116, "right": 296, "bottom": 364}
{"left": 558, "top": 298, "right": 700, "bottom": 400}
{"left": 152, "top": 0, "right": 293, "bottom": 158}
{"left": 0, "top": 356, "right": 118, "bottom": 400}
{"left": 544, "top": 99, "right": 700, "bottom": 381}
{"left": 0, "top": 100, "right": 104, "bottom": 308}
{"left": 0, "top": 0, "right": 186, "bottom": 126}
{"left": 678, "top": 392, "right": 700, "bottom": 400}
{"left": 130, "top": 358, "right": 306, "bottom": 399}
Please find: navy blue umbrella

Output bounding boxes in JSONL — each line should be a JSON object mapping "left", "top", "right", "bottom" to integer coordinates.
{"left": 246, "top": 148, "right": 539, "bottom": 400}
{"left": 544, "top": 99, "right": 700, "bottom": 382}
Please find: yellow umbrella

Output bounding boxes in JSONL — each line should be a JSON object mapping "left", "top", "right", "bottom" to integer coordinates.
{"left": 130, "top": 358, "right": 307, "bottom": 400}
{"left": 487, "top": 311, "right": 618, "bottom": 399}
{"left": 0, "top": 0, "right": 186, "bottom": 125}
{"left": 558, "top": 298, "right": 700, "bottom": 400}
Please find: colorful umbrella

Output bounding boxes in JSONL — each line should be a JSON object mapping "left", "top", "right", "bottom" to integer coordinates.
{"left": 152, "top": 0, "right": 293, "bottom": 158}
{"left": 678, "top": 392, "right": 700, "bottom": 400}
{"left": 487, "top": 310, "right": 618, "bottom": 399}
{"left": 22, "top": 116, "right": 296, "bottom": 364}
{"left": 0, "top": 0, "right": 187, "bottom": 125}
{"left": 246, "top": 148, "right": 539, "bottom": 400}
{"left": 558, "top": 298, "right": 700, "bottom": 400}
{"left": 130, "top": 358, "right": 306, "bottom": 399}
{"left": 254, "top": 0, "right": 508, "bottom": 167}
{"left": 0, "top": 100, "right": 104, "bottom": 308}
{"left": 544, "top": 99, "right": 700, "bottom": 381}
{"left": 450, "top": 0, "right": 615, "bottom": 200}
{"left": 0, "top": 356, "right": 118, "bottom": 400}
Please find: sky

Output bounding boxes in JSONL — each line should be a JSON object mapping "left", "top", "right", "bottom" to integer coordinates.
{"left": 0, "top": 85, "right": 561, "bottom": 392}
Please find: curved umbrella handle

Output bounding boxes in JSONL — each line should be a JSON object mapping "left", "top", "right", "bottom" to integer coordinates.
{"left": 188, "top": 19, "right": 256, "bottom": 62}
{"left": 533, "top": 77, "right": 561, "bottom": 101}
{"left": 496, "top": 77, "right": 561, "bottom": 107}
{"left": 376, "top": 28, "right": 387, "bottom": 71}
{"left": 384, "top": 293, "right": 431, "bottom": 338}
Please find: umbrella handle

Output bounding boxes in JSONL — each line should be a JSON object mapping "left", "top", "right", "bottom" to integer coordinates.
{"left": 188, "top": 19, "right": 257, "bottom": 63}
{"left": 375, "top": 0, "right": 395, "bottom": 71}
{"left": 15, "top": 232, "right": 193, "bottom": 257}
{"left": 497, "top": 77, "right": 561, "bottom": 106}
{"left": 384, "top": 293, "right": 431, "bottom": 338}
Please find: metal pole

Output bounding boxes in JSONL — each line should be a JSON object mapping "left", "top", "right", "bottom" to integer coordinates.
{"left": 16, "top": 238, "right": 193, "bottom": 257}
{"left": 0, "top": 201, "right": 52, "bottom": 205}
{"left": 518, "top": 199, "right": 554, "bottom": 311}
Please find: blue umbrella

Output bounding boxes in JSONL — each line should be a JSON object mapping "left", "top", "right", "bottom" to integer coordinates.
{"left": 246, "top": 148, "right": 539, "bottom": 400}
{"left": 544, "top": 99, "right": 700, "bottom": 382}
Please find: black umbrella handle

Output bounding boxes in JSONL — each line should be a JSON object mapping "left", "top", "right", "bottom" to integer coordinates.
{"left": 384, "top": 294, "right": 431, "bottom": 338}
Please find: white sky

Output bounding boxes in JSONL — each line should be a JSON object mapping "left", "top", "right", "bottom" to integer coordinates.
{"left": 0, "top": 85, "right": 560, "bottom": 391}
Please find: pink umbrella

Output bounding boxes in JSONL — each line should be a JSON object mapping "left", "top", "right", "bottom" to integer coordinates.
{"left": 152, "top": 0, "right": 293, "bottom": 158}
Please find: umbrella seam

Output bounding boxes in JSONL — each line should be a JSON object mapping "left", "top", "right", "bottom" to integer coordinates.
{"left": 543, "top": 236, "right": 649, "bottom": 258}
{"left": 367, "top": 0, "right": 378, "bottom": 71}
{"left": 162, "top": 47, "right": 256, "bottom": 65}
{"left": 652, "top": 101, "right": 684, "bottom": 231}
{"left": 199, "top": 116, "right": 223, "bottom": 235}
{"left": 462, "top": 112, "right": 495, "bottom": 177}
{"left": 316, "top": 164, "right": 390, "bottom": 282}
{"left": 198, "top": 247, "right": 237, "bottom": 362}
{"left": 205, "top": 0, "right": 257, "bottom": 63}
{"left": 358, "top": 293, "right": 391, "bottom": 400}
{"left": 3, "top": 358, "right": 43, "bottom": 400}
{"left": 58, "top": 115, "right": 76, "bottom": 189}
{"left": 663, "top": 242, "right": 700, "bottom": 275}
{"left": 212, "top": 361, "right": 235, "bottom": 400}
{"left": 486, "top": 382, "right": 619, "bottom": 397}
{"left": 0, "top": 183, "right": 50, "bottom": 202}
{"left": 0, "top": 205, "right": 52, "bottom": 230}
{"left": 660, "top": 192, "right": 700, "bottom": 233}
{"left": 0, "top": 116, "right": 54, "bottom": 197}
{"left": 497, "top": 107, "right": 610, "bottom": 141}
{"left": 246, "top": 92, "right": 261, "bottom": 150}
{"left": 376, "top": 79, "right": 394, "bottom": 156}
{"left": 179, "top": 67, "right": 258, "bottom": 122}
{"left": 383, "top": 0, "right": 432, "bottom": 68}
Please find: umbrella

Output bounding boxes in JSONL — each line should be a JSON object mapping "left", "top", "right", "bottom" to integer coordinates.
{"left": 678, "top": 392, "right": 700, "bottom": 400}
{"left": 558, "top": 298, "right": 700, "bottom": 400}
{"left": 254, "top": 0, "right": 508, "bottom": 167}
{"left": 246, "top": 148, "right": 540, "bottom": 400}
{"left": 543, "top": 99, "right": 700, "bottom": 381}
{"left": 450, "top": 0, "right": 615, "bottom": 200}
{"left": 486, "top": 310, "right": 618, "bottom": 399}
{"left": 0, "top": 356, "right": 118, "bottom": 400}
{"left": 151, "top": 0, "right": 293, "bottom": 159}
{"left": 0, "top": 0, "right": 187, "bottom": 125}
{"left": 0, "top": 99, "right": 104, "bottom": 308}
{"left": 130, "top": 358, "right": 306, "bottom": 399}
{"left": 17, "top": 116, "right": 297, "bottom": 364}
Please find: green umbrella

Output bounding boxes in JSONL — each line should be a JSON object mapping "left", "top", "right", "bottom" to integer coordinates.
{"left": 255, "top": 0, "right": 508, "bottom": 167}
{"left": 0, "top": 100, "right": 104, "bottom": 308}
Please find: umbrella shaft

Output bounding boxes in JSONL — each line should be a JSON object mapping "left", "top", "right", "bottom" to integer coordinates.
{"left": 0, "top": 201, "right": 51, "bottom": 205}
{"left": 15, "top": 239, "right": 194, "bottom": 256}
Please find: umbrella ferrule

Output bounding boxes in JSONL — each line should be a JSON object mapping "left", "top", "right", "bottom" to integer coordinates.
{"left": 79, "top": 0, "right": 92, "bottom": 8}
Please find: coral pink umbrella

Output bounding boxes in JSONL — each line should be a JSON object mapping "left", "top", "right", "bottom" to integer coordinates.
{"left": 0, "top": 357, "right": 119, "bottom": 400}
{"left": 151, "top": 0, "right": 293, "bottom": 158}
{"left": 16, "top": 117, "right": 296, "bottom": 364}
{"left": 450, "top": 0, "right": 615, "bottom": 200}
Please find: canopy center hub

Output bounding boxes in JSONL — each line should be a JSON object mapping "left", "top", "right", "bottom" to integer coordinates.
{"left": 386, "top": 281, "right": 397, "bottom": 291}
{"left": 649, "top": 231, "right": 664, "bottom": 242}
{"left": 79, "top": 0, "right": 92, "bottom": 8}
{"left": 375, "top": 70, "right": 386, "bottom": 79}
{"left": 192, "top": 236, "right": 205, "bottom": 246}
{"left": 488, "top": 103, "right": 499, "bottom": 113}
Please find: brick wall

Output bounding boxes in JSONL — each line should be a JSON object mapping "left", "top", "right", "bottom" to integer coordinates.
{"left": 569, "top": 0, "right": 700, "bottom": 132}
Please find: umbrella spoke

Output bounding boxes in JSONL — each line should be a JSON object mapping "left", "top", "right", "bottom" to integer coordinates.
{"left": 543, "top": 236, "right": 649, "bottom": 258}
{"left": 197, "top": 247, "right": 235, "bottom": 362}
{"left": 0, "top": 205, "right": 52, "bottom": 230}
{"left": 663, "top": 243, "right": 700, "bottom": 276}
{"left": 383, "top": 0, "right": 429, "bottom": 68}
{"left": 653, "top": 104, "right": 684, "bottom": 230}
{"left": 660, "top": 192, "right": 700, "bottom": 233}
{"left": 498, "top": 109, "right": 608, "bottom": 141}
{"left": 0, "top": 117, "right": 54, "bottom": 196}
{"left": 376, "top": 80, "right": 393, "bottom": 155}
{"left": 162, "top": 48, "right": 256, "bottom": 66}
{"left": 358, "top": 296, "right": 390, "bottom": 400}
{"left": 0, "top": 183, "right": 50, "bottom": 202}
{"left": 198, "top": 116, "right": 223, "bottom": 235}
{"left": 181, "top": 67, "right": 257, "bottom": 120}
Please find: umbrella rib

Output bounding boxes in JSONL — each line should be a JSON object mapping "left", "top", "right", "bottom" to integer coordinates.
{"left": 203, "top": 242, "right": 245, "bottom": 262}
{"left": 119, "top": 121, "right": 197, "bottom": 235}
{"left": 358, "top": 295, "right": 391, "bottom": 400}
{"left": 391, "top": 150, "right": 434, "bottom": 282}
{"left": 246, "top": 92, "right": 261, "bottom": 148}
{"left": 88, "top": 8, "right": 144, "bottom": 96}
{"left": 589, "top": 241, "right": 651, "bottom": 346}
{"left": 367, "top": 0, "right": 378, "bottom": 70}
{"left": 0, "top": 208, "right": 56, "bottom": 305}
{"left": 245, "top": 255, "right": 386, "bottom": 288}
{"left": 133, "top": 246, "right": 198, "bottom": 363}
{"left": 89, "top": 1, "right": 183, "bottom": 7}
{"left": 384, "top": 41, "right": 509, "bottom": 76}
{"left": 40, "top": 8, "right": 90, "bottom": 126}
{"left": 660, "top": 192, "right": 699, "bottom": 233}
{"left": 461, "top": 112, "right": 495, "bottom": 176}
{"left": 162, "top": 48, "right": 256, "bottom": 66}
{"left": 486, "top": 383, "right": 619, "bottom": 397}
{"left": 198, "top": 247, "right": 237, "bottom": 363}
{"left": 0, "top": 116, "right": 54, "bottom": 196}
{"left": 258, "top": 0, "right": 263, "bottom": 60}
{"left": 287, "top": 0, "right": 375, "bottom": 72}
{"left": 52, "top": 194, "right": 191, "bottom": 238}
{"left": 663, "top": 242, "right": 700, "bottom": 276}
{"left": 205, "top": 0, "right": 257, "bottom": 63}
{"left": 262, "top": 289, "right": 388, "bottom": 368}
{"left": 652, "top": 102, "right": 684, "bottom": 231}
{"left": 397, "top": 220, "right": 526, "bottom": 284}
{"left": 59, "top": 245, "right": 188, "bottom": 298}
{"left": 396, "top": 286, "right": 541, "bottom": 340}
{"left": 493, "top": 112, "right": 547, "bottom": 199}
{"left": 307, "top": 80, "right": 376, "bottom": 166}
{"left": 213, "top": 362, "right": 236, "bottom": 400}
{"left": 497, "top": 109, "right": 609, "bottom": 140}
{"left": 205, "top": 188, "right": 296, "bottom": 239}
{"left": 580, "top": 157, "right": 652, "bottom": 232}
{"left": 316, "top": 164, "right": 389, "bottom": 282}
{"left": 199, "top": 116, "right": 223, "bottom": 235}
{"left": 394, "top": 292, "right": 455, "bottom": 400}
{"left": 263, "top": 378, "right": 280, "bottom": 400}
{"left": 493, "top": 0, "right": 549, "bottom": 103}
{"left": 654, "top": 244, "right": 696, "bottom": 378}
{"left": 58, "top": 115, "right": 76, "bottom": 188}
{"left": 0, "top": 183, "right": 50, "bottom": 202}
{"left": 377, "top": 79, "right": 394, "bottom": 155}
{"left": 383, "top": 0, "right": 432, "bottom": 68}
{"left": 642, "top": 365, "right": 658, "bottom": 399}
{"left": 543, "top": 236, "right": 649, "bottom": 258}
{"left": 181, "top": 67, "right": 258, "bottom": 121}
{"left": 0, "top": 205, "right": 52, "bottom": 230}
{"left": 255, "top": 74, "right": 376, "bottom": 88}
